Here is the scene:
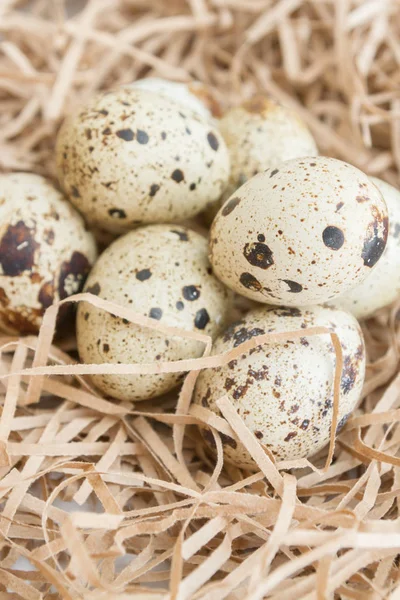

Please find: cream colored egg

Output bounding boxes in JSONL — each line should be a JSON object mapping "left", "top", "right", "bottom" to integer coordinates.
{"left": 56, "top": 87, "right": 230, "bottom": 234}
{"left": 194, "top": 305, "right": 365, "bottom": 467}
{"left": 203, "top": 95, "right": 318, "bottom": 222}
{"left": 77, "top": 225, "right": 230, "bottom": 401}
{"left": 130, "top": 78, "right": 222, "bottom": 120}
{"left": 0, "top": 173, "right": 97, "bottom": 335}
{"left": 210, "top": 157, "right": 388, "bottom": 306}
{"left": 330, "top": 177, "right": 400, "bottom": 318}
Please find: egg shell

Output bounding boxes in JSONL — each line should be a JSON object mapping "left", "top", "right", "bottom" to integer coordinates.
{"left": 194, "top": 305, "right": 365, "bottom": 467}
{"left": 202, "top": 95, "right": 318, "bottom": 223}
{"left": 0, "top": 173, "right": 97, "bottom": 335}
{"left": 56, "top": 87, "right": 230, "bottom": 234}
{"left": 210, "top": 156, "right": 389, "bottom": 306}
{"left": 77, "top": 224, "right": 231, "bottom": 401}
{"left": 130, "top": 78, "right": 222, "bottom": 120}
{"left": 330, "top": 177, "right": 400, "bottom": 318}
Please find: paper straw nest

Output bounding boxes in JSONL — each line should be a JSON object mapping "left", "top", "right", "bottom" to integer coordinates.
{"left": 1, "top": 0, "right": 400, "bottom": 598}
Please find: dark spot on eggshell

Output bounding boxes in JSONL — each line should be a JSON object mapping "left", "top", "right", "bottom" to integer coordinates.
{"left": 136, "top": 269, "right": 152, "bottom": 281}
{"left": 149, "top": 307, "right": 162, "bottom": 320}
{"left": 71, "top": 186, "right": 81, "bottom": 198}
{"left": 336, "top": 202, "right": 344, "bottom": 212}
{"left": 257, "top": 234, "right": 265, "bottom": 242}
{"left": 189, "top": 183, "right": 196, "bottom": 191}
{"left": 136, "top": 129, "right": 149, "bottom": 144}
{"left": 394, "top": 223, "right": 400, "bottom": 239}
{"left": 103, "top": 343, "right": 110, "bottom": 353}
{"left": 171, "top": 229, "right": 188, "bottom": 241}
{"left": 44, "top": 229, "right": 55, "bottom": 245}
{"left": 281, "top": 279, "right": 303, "bottom": 293}
{"left": 38, "top": 280, "right": 54, "bottom": 309}
{"left": 254, "top": 431, "right": 263, "bottom": 439}
{"left": 284, "top": 431, "right": 298, "bottom": 442}
{"left": 224, "top": 377, "right": 235, "bottom": 391}
{"left": 58, "top": 252, "right": 91, "bottom": 300}
{"left": 201, "top": 387, "right": 211, "bottom": 407}
{"left": 270, "top": 169, "right": 279, "bottom": 177}
{"left": 222, "top": 197, "right": 241, "bottom": 216}
{"left": 336, "top": 413, "right": 350, "bottom": 433}
{"left": 161, "top": 131, "right": 167, "bottom": 140}
{"left": 86, "top": 282, "right": 101, "bottom": 295}
{"left": 194, "top": 308, "right": 210, "bottom": 329}
{"left": 207, "top": 131, "right": 219, "bottom": 151}
{"left": 0, "top": 309, "right": 41, "bottom": 335}
{"left": 171, "top": 169, "right": 184, "bottom": 183}
{"left": 149, "top": 184, "right": 160, "bottom": 197}
{"left": 223, "top": 323, "right": 265, "bottom": 348}
{"left": 108, "top": 208, "right": 127, "bottom": 219}
{"left": 116, "top": 128, "right": 134, "bottom": 141}
{"left": 322, "top": 226, "right": 345, "bottom": 250}
{"left": 361, "top": 208, "right": 388, "bottom": 268}
{"left": 182, "top": 285, "right": 200, "bottom": 301}
{"left": 176, "top": 301, "right": 184, "bottom": 311}
{"left": 243, "top": 242, "right": 274, "bottom": 269}
{"left": 356, "top": 195, "right": 369, "bottom": 203}
{"left": 341, "top": 355, "right": 357, "bottom": 394}
{"left": 239, "top": 272, "right": 262, "bottom": 292}
{"left": 0, "top": 221, "right": 39, "bottom": 276}
{"left": 273, "top": 307, "right": 302, "bottom": 318}
{"left": 300, "top": 419, "right": 310, "bottom": 430}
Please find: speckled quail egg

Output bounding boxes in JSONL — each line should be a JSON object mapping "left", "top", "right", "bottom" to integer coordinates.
{"left": 202, "top": 95, "right": 318, "bottom": 222}
{"left": 130, "top": 78, "right": 222, "bottom": 121}
{"left": 0, "top": 173, "right": 97, "bottom": 334}
{"left": 56, "top": 87, "right": 230, "bottom": 234}
{"left": 194, "top": 304, "right": 365, "bottom": 467}
{"left": 330, "top": 177, "right": 400, "bottom": 319}
{"left": 210, "top": 156, "right": 388, "bottom": 306}
{"left": 77, "top": 224, "right": 230, "bottom": 401}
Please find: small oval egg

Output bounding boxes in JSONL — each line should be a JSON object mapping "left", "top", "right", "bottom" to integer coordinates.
{"left": 210, "top": 156, "right": 388, "bottom": 306}
{"left": 202, "top": 95, "right": 318, "bottom": 222}
{"left": 130, "top": 78, "right": 222, "bottom": 120}
{"left": 0, "top": 173, "right": 97, "bottom": 334}
{"left": 77, "top": 225, "right": 230, "bottom": 401}
{"left": 330, "top": 177, "right": 400, "bottom": 319}
{"left": 194, "top": 305, "right": 365, "bottom": 467}
{"left": 56, "top": 87, "right": 230, "bottom": 234}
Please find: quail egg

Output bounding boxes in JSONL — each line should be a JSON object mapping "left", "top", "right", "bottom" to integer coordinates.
{"left": 77, "top": 224, "right": 230, "bottom": 401}
{"left": 130, "top": 78, "right": 222, "bottom": 120}
{"left": 0, "top": 173, "right": 97, "bottom": 334}
{"left": 56, "top": 87, "right": 230, "bottom": 234}
{"left": 330, "top": 177, "right": 400, "bottom": 318}
{"left": 194, "top": 304, "right": 365, "bottom": 467}
{"left": 202, "top": 95, "right": 318, "bottom": 222}
{"left": 210, "top": 156, "right": 388, "bottom": 306}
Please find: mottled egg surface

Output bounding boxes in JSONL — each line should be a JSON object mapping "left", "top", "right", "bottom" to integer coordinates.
{"left": 130, "top": 78, "right": 222, "bottom": 120}
{"left": 331, "top": 177, "right": 400, "bottom": 319}
{"left": 220, "top": 95, "right": 318, "bottom": 198}
{"left": 77, "top": 225, "right": 230, "bottom": 401}
{"left": 56, "top": 87, "right": 230, "bottom": 234}
{"left": 210, "top": 156, "right": 388, "bottom": 306}
{"left": 194, "top": 305, "right": 365, "bottom": 467}
{"left": 0, "top": 173, "right": 97, "bottom": 334}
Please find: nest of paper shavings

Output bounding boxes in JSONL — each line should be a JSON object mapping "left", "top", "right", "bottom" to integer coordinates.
{"left": 1, "top": 0, "right": 400, "bottom": 598}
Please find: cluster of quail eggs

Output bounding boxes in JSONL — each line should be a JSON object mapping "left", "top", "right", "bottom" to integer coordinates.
{"left": 1, "top": 76, "right": 399, "bottom": 469}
